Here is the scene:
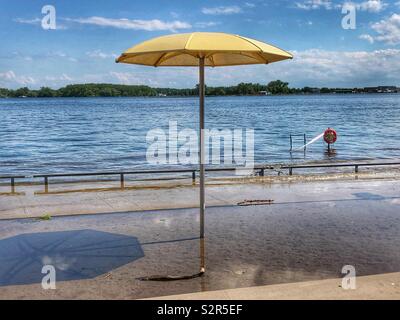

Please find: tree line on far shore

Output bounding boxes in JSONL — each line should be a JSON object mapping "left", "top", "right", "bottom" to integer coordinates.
{"left": 0, "top": 80, "right": 384, "bottom": 98}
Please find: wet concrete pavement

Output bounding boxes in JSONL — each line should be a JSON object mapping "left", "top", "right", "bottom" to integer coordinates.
{"left": 149, "top": 272, "right": 400, "bottom": 300}
{"left": 0, "top": 178, "right": 400, "bottom": 299}
{"left": 1, "top": 171, "right": 400, "bottom": 220}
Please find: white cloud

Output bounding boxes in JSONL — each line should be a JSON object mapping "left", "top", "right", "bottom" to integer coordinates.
{"left": 108, "top": 68, "right": 197, "bottom": 87}
{"left": 8, "top": 51, "right": 76, "bottom": 63}
{"left": 244, "top": 2, "right": 256, "bottom": 8}
{"left": 109, "top": 48, "right": 400, "bottom": 88}
{"left": 61, "top": 73, "right": 73, "bottom": 81}
{"left": 294, "top": 0, "right": 333, "bottom": 10}
{"left": 359, "top": 0, "right": 387, "bottom": 12}
{"left": 3, "top": 49, "right": 400, "bottom": 89}
{"left": 44, "top": 74, "right": 73, "bottom": 82}
{"left": 361, "top": 14, "right": 400, "bottom": 45}
{"left": 276, "top": 48, "right": 400, "bottom": 86}
{"left": 371, "top": 13, "right": 400, "bottom": 44}
{"left": 86, "top": 50, "right": 118, "bottom": 59}
{"left": 45, "top": 51, "right": 78, "bottom": 62}
{"left": 0, "top": 70, "right": 36, "bottom": 87}
{"left": 203, "top": 48, "right": 400, "bottom": 88}
{"left": 109, "top": 72, "right": 134, "bottom": 84}
{"left": 297, "top": 20, "right": 314, "bottom": 27}
{"left": 295, "top": 0, "right": 386, "bottom": 12}
{"left": 13, "top": 17, "right": 41, "bottom": 25}
{"left": 343, "top": 0, "right": 387, "bottom": 13}
{"left": 11, "top": 52, "right": 33, "bottom": 61}
{"left": 0, "top": 71, "right": 76, "bottom": 89}
{"left": 359, "top": 34, "right": 375, "bottom": 43}
{"left": 65, "top": 16, "right": 191, "bottom": 32}
{"left": 202, "top": 6, "right": 242, "bottom": 15}
{"left": 14, "top": 17, "right": 68, "bottom": 29}
{"left": 195, "top": 21, "right": 220, "bottom": 28}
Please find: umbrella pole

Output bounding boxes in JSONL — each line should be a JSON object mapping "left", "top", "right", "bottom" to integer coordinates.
{"left": 137, "top": 59, "right": 206, "bottom": 281}
{"left": 199, "top": 57, "right": 205, "bottom": 274}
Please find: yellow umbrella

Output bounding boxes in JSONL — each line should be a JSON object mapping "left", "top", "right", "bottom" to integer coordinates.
{"left": 116, "top": 32, "right": 292, "bottom": 278}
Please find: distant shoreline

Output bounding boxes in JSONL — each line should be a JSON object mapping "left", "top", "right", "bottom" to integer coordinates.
{"left": 1, "top": 93, "right": 399, "bottom": 99}
{"left": 1, "top": 81, "right": 399, "bottom": 98}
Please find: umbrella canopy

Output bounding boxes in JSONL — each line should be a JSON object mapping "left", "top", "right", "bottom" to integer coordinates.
{"left": 116, "top": 32, "right": 292, "bottom": 277}
{"left": 116, "top": 32, "right": 292, "bottom": 67}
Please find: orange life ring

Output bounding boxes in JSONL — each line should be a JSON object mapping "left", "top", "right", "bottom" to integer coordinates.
{"left": 324, "top": 128, "right": 337, "bottom": 144}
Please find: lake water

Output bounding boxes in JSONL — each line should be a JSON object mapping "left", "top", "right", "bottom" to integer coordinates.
{"left": 0, "top": 94, "right": 399, "bottom": 175}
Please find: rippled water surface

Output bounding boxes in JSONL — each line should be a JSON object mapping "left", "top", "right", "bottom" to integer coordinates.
{"left": 0, "top": 94, "right": 399, "bottom": 174}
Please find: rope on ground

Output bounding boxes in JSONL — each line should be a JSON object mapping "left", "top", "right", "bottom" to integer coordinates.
{"left": 138, "top": 271, "right": 205, "bottom": 281}
{"left": 237, "top": 199, "right": 274, "bottom": 206}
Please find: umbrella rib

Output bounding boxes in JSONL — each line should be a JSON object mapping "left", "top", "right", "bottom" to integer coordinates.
{"left": 155, "top": 51, "right": 189, "bottom": 66}
{"left": 205, "top": 52, "right": 216, "bottom": 67}
{"left": 233, "top": 34, "right": 271, "bottom": 64}
{"left": 185, "top": 32, "right": 196, "bottom": 51}
{"left": 210, "top": 55, "right": 216, "bottom": 67}
{"left": 257, "top": 52, "right": 269, "bottom": 64}
{"left": 234, "top": 34, "right": 264, "bottom": 52}
{"left": 235, "top": 34, "right": 293, "bottom": 60}
{"left": 154, "top": 53, "right": 167, "bottom": 67}
{"left": 239, "top": 51, "right": 266, "bottom": 64}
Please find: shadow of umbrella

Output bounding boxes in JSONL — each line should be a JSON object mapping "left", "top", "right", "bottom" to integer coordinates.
{"left": 0, "top": 229, "right": 144, "bottom": 286}
{"left": 353, "top": 192, "right": 386, "bottom": 201}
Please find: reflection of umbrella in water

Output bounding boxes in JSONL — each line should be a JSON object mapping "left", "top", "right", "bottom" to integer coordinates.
{"left": 116, "top": 32, "right": 292, "bottom": 278}
{"left": 0, "top": 229, "right": 144, "bottom": 286}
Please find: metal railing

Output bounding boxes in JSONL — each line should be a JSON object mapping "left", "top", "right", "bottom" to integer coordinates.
{"left": 280, "top": 161, "right": 400, "bottom": 175}
{"left": 1, "top": 161, "right": 400, "bottom": 193}
{"left": 0, "top": 175, "right": 25, "bottom": 194}
{"left": 32, "top": 166, "right": 275, "bottom": 192}
{"left": 289, "top": 133, "right": 307, "bottom": 151}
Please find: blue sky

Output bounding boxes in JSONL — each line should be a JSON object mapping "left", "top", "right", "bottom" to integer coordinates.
{"left": 1, "top": 0, "right": 400, "bottom": 89}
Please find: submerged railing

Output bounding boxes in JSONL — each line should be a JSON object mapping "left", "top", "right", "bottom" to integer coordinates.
{"left": 1, "top": 161, "right": 400, "bottom": 193}
{"left": 0, "top": 175, "right": 25, "bottom": 194}
{"left": 281, "top": 161, "right": 400, "bottom": 175}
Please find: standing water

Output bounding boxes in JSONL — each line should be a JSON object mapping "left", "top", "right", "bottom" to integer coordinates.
{"left": 0, "top": 94, "right": 399, "bottom": 175}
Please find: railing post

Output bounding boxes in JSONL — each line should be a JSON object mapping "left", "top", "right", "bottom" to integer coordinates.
{"left": 120, "top": 173, "right": 124, "bottom": 189}
{"left": 44, "top": 176, "right": 48, "bottom": 193}
{"left": 11, "top": 177, "right": 15, "bottom": 194}
{"left": 289, "top": 167, "right": 293, "bottom": 176}
{"left": 192, "top": 171, "right": 196, "bottom": 184}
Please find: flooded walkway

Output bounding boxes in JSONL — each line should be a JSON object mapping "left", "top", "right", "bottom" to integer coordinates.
{"left": 1, "top": 170, "right": 400, "bottom": 220}
{"left": 0, "top": 178, "right": 400, "bottom": 299}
